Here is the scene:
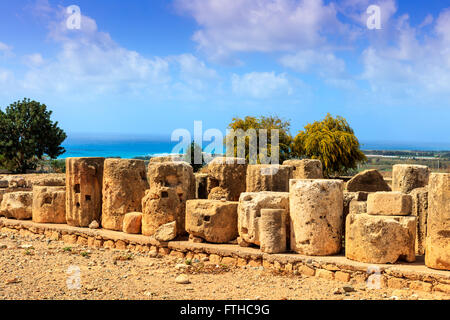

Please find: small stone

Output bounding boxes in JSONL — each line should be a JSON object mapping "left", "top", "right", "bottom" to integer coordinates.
{"left": 175, "top": 264, "right": 188, "bottom": 270}
{"left": 0, "top": 244, "right": 7, "bottom": 249}
{"left": 89, "top": 220, "right": 99, "bottom": 229}
{"left": 175, "top": 275, "right": 190, "bottom": 284}
{"left": 342, "top": 285, "right": 355, "bottom": 293}
{"left": 20, "top": 244, "right": 34, "bottom": 250}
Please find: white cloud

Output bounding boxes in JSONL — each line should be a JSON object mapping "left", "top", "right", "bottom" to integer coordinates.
{"left": 175, "top": 0, "right": 348, "bottom": 62}
{"left": 5, "top": 2, "right": 220, "bottom": 102}
{"left": 280, "top": 50, "right": 346, "bottom": 76}
{"left": 231, "top": 72, "right": 292, "bottom": 99}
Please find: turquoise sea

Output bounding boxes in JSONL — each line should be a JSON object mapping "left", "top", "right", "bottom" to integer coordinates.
{"left": 59, "top": 134, "right": 450, "bottom": 159}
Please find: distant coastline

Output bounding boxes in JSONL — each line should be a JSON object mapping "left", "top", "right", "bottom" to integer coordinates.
{"left": 58, "top": 135, "right": 450, "bottom": 159}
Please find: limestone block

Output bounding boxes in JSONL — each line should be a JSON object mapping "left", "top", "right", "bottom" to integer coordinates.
{"left": 0, "top": 191, "right": 33, "bottom": 220}
{"left": 65, "top": 157, "right": 104, "bottom": 227}
{"left": 282, "top": 159, "right": 323, "bottom": 179}
{"left": 195, "top": 173, "right": 208, "bottom": 199}
{"left": 245, "top": 165, "right": 292, "bottom": 192}
{"left": 289, "top": 179, "right": 344, "bottom": 255}
{"left": 343, "top": 191, "right": 368, "bottom": 217}
{"left": 185, "top": 199, "right": 238, "bottom": 243}
{"left": 154, "top": 221, "right": 177, "bottom": 241}
{"left": 237, "top": 191, "right": 289, "bottom": 246}
{"left": 367, "top": 192, "right": 412, "bottom": 216}
{"left": 425, "top": 173, "right": 450, "bottom": 270}
{"left": 410, "top": 187, "right": 428, "bottom": 255}
{"left": 260, "top": 209, "right": 287, "bottom": 254}
{"left": 206, "top": 157, "right": 247, "bottom": 201}
{"left": 102, "top": 159, "right": 148, "bottom": 231}
{"left": 346, "top": 214, "right": 416, "bottom": 264}
{"left": 392, "top": 164, "right": 430, "bottom": 194}
{"left": 346, "top": 170, "right": 391, "bottom": 192}
{"left": 142, "top": 187, "right": 184, "bottom": 236}
{"left": 122, "top": 212, "right": 142, "bottom": 234}
{"left": 32, "top": 186, "right": 66, "bottom": 224}
{"left": 349, "top": 200, "right": 367, "bottom": 215}
{"left": 147, "top": 161, "right": 195, "bottom": 201}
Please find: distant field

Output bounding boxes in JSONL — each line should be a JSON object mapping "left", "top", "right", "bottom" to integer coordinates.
{"left": 359, "top": 150, "right": 450, "bottom": 178}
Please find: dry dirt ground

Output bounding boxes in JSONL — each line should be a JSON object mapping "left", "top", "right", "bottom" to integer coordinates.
{"left": 0, "top": 232, "right": 449, "bottom": 300}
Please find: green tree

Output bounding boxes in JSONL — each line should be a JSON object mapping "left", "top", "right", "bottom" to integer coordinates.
{"left": 0, "top": 98, "right": 67, "bottom": 173}
{"left": 226, "top": 115, "right": 293, "bottom": 163}
{"left": 292, "top": 113, "right": 366, "bottom": 177}
{"left": 183, "top": 141, "right": 204, "bottom": 172}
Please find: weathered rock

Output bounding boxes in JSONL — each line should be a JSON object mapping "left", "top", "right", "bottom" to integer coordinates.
{"left": 260, "top": 209, "right": 287, "bottom": 254}
{"left": 237, "top": 192, "right": 289, "bottom": 246}
{"left": 367, "top": 192, "right": 412, "bottom": 216}
{"left": 154, "top": 221, "right": 177, "bottom": 241}
{"left": 346, "top": 170, "right": 391, "bottom": 192}
{"left": 343, "top": 191, "right": 369, "bottom": 217}
{"left": 349, "top": 200, "right": 367, "bottom": 215}
{"left": 32, "top": 186, "right": 66, "bottom": 224}
{"left": 185, "top": 199, "right": 238, "bottom": 243}
{"left": 195, "top": 173, "right": 208, "bottom": 199}
{"left": 283, "top": 159, "right": 323, "bottom": 179}
{"left": 30, "top": 174, "right": 66, "bottom": 187}
{"left": 65, "top": 157, "right": 105, "bottom": 227}
{"left": 142, "top": 187, "right": 184, "bottom": 236}
{"left": 0, "top": 191, "right": 33, "bottom": 220}
{"left": 410, "top": 187, "right": 428, "bottom": 255}
{"left": 89, "top": 220, "right": 99, "bottom": 229}
{"left": 289, "top": 179, "right": 344, "bottom": 255}
{"left": 122, "top": 212, "right": 142, "bottom": 234}
{"left": 392, "top": 164, "right": 430, "bottom": 194}
{"left": 147, "top": 161, "right": 195, "bottom": 200}
{"left": 102, "top": 159, "right": 148, "bottom": 231}
{"left": 245, "top": 165, "right": 292, "bottom": 192}
{"left": 346, "top": 214, "right": 416, "bottom": 264}
{"left": 0, "top": 180, "right": 8, "bottom": 188}
{"left": 206, "top": 157, "right": 247, "bottom": 201}
{"left": 425, "top": 173, "right": 450, "bottom": 270}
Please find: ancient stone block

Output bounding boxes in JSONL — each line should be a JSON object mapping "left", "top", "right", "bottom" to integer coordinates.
{"left": 142, "top": 187, "right": 184, "bottom": 236}
{"left": 65, "top": 157, "right": 104, "bottom": 227}
{"left": 367, "top": 192, "right": 412, "bottom": 216}
{"left": 122, "top": 212, "right": 142, "bottom": 234}
{"left": 346, "top": 214, "right": 416, "bottom": 264}
{"left": 425, "top": 173, "right": 450, "bottom": 270}
{"left": 147, "top": 161, "right": 195, "bottom": 200}
{"left": 154, "top": 221, "right": 177, "bottom": 241}
{"left": 195, "top": 173, "right": 208, "bottom": 199}
{"left": 392, "top": 164, "right": 430, "bottom": 194}
{"left": 289, "top": 179, "right": 344, "bottom": 255}
{"left": 346, "top": 170, "right": 391, "bottom": 192}
{"left": 206, "top": 157, "right": 247, "bottom": 201}
{"left": 0, "top": 191, "right": 33, "bottom": 220}
{"left": 260, "top": 209, "right": 286, "bottom": 254}
{"left": 245, "top": 164, "right": 292, "bottom": 192}
{"left": 102, "top": 159, "right": 148, "bottom": 231}
{"left": 349, "top": 200, "right": 367, "bottom": 215}
{"left": 410, "top": 187, "right": 428, "bottom": 255}
{"left": 282, "top": 159, "right": 323, "bottom": 179}
{"left": 238, "top": 191, "right": 289, "bottom": 246}
{"left": 185, "top": 199, "right": 238, "bottom": 243}
{"left": 32, "top": 186, "right": 66, "bottom": 224}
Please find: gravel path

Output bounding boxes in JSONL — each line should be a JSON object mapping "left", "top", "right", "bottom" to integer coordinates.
{"left": 0, "top": 232, "right": 448, "bottom": 300}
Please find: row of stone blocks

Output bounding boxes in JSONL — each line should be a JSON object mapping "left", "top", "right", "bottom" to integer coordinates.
{"left": 0, "top": 158, "right": 448, "bottom": 272}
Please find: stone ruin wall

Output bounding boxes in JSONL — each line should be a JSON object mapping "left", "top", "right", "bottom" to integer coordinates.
{"left": 0, "top": 158, "right": 449, "bottom": 292}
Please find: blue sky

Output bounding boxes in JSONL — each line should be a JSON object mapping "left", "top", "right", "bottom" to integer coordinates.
{"left": 0, "top": 0, "right": 450, "bottom": 145}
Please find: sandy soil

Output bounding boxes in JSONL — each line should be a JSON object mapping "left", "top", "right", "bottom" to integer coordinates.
{"left": 0, "top": 231, "right": 448, "bottom": 300}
